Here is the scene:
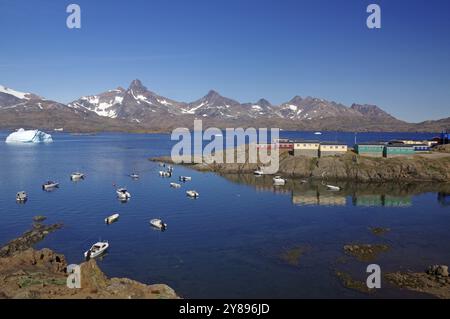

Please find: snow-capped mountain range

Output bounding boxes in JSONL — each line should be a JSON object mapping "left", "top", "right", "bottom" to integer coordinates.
{"left": 1, "top": 80, "right": 449, "bottom": 132}
{"left": 67, "top": 79, "right": 396, "bottom": 122}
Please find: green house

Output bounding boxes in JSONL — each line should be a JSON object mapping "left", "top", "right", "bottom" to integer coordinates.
{"left": 383, "top": 144, "right": 415, "bottom": 158}
{"left": 354, "top": 143, "right": 385, "bottom": 157}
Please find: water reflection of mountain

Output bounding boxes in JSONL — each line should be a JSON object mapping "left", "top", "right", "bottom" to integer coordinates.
{"left": 220, "top": 174, "right": 450, "bottom": 207}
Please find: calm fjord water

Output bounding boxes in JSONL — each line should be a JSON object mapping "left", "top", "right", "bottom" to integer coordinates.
{"left": 0, "top": 131, "right": 448, "bottom": 298}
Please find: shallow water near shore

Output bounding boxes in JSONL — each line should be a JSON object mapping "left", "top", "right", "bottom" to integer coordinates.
{"left": 0, "top": 131, "right": 449, "bottom": 298}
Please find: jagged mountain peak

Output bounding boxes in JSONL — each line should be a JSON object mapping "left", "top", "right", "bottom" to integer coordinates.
{"left": 256, "top": 98, "right": 272, "bottom": 107}
{"left": 129, "top": 79, "right": 145, "bottom": 90}
{"left": 288, "top": 96, "right": 304, "bottom": 104}
{"left": 206, "top": 89, "right": 220, "bottom": 97}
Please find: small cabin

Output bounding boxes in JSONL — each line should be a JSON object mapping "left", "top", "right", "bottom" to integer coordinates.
{"left": 319, "top": 142, "right": 348, "bottom": 157}
{"left": 293, "top": 140, "right": 320, "bottom": 157}
{"left": 354, "top": 143, "right": 385, "bottom": 157}
{"left": 383, "top": 144, "right": 415, "bottom": 158}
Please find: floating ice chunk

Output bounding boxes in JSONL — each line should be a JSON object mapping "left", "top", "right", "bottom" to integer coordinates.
{"left": 5, "top": 128, "right": 53, "bottom": 144}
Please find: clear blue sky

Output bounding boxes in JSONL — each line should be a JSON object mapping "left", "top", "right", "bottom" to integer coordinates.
{"left": 1, "top": 0, "right": 449, "bottom": 122}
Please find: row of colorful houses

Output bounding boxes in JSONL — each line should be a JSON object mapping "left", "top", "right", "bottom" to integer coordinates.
{"left": 257, "top": 138, "right": 435, "bottom": 158}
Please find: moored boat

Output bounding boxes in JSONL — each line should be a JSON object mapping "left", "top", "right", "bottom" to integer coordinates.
{"left": 179, "top": 176, "right": 192, "bottom": 182}
{"left": 186, "top": 190, "right": 199, "bottom": 198}
{"left": 254, "top": 169, "right": 264, "bottom": 176}
{"left": 326, "top": 184, "right": 341, "bottom": 191}
{"left": 105, "top": 213, "right": 120, "bottom": 224}
{"left": 273, "top": 176, "right": 286, "bottom": 185}
{"left": 84, "top": 241, "right": 109, "bottom": 259}
{"left": 150, "top": 219, "right": 167, "bottom": 231}
{"left": 70, "top": 172, "right": 85, "bottom": 180}
{"left": 116, "top": 188, "right": 131, "bottom": 200}
{"left": 129, "top": 173, "right": 139, "bottom": 179}
{"left": 159, "top": 171, "right": 171, "bottom": 177}
{"left": 16, "top": 191, "right": 28, "bottom": 202}
{"left": 170, "top": 182, "right": 181, "bottom": 188}
{"left": 42, "top": 181, "right": 59, "bottom": 190}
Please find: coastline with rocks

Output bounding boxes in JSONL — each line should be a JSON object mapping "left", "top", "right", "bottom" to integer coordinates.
{"left": 151, "top": 148, "right": 450, "bottom": 182}
{"left": 0, "top": 218, "right": 179, "bottom": 299}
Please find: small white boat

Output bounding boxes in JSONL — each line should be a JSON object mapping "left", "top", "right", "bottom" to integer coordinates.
{"left": 314, "top": 132, "right": 322, "bottom": 135}
{"left": 84, "top": 241, "right": 109, "bottom": 259}
{"left": 159, "top": 162, "right": 165, "bottom": 167}
{"left": 42, "top": 181, "right": 59, "bottom": 190}
{"left": 70, "top": 172, "right": 85, "bottom": 180}
{"left": 326, "top": 184, "right": 341, "bottom": 191}
{"left": 16, "top": 191, "right": 28, "bottom": 202}
{"left": 170, "top": 182, "right": 181, "bottom": 188}
{"left": 129, "top": 173, "right": 139, "bottom": 179}
{"left": 159, "top": 171, "right": 171, "bottom": 177}
{"left": 186, "top": 190, "right": 199, "bottom": 198}
{"left": 179, "top": 176, "right": 192, "bottom": 182}
{"left": 254, "top": 169, "right": 264, "bottom": 176}
{"left": 116, "top": 188, "right": 131, "bottom": 200}
{"left": 167, "top": 165, "right": 173, "bottom": 172}
{"left": 150, "top": 219, "right": 167, "bottom": 231}
{"left": 273, "top": 176, "right": 286, "bottom": 185}
{"left": 105, "top": 213, "right": 120, "bottom": 224}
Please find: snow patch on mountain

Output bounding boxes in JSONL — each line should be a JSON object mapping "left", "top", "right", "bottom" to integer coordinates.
{"left": 0, "top": 85, "right": 31, "bottom": 100}
{"left": 114, "top": 96, "right": 123, "bottom": 104}
{"left": 158, "top": 99, "right": 172, "bottom": 106}
{"left": 182, "top": 101, "right": 207, "bottom": 114}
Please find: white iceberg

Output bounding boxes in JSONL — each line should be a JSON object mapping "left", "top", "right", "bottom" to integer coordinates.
{"left": 5, "top": 128, "right": 53, "bottom": 144}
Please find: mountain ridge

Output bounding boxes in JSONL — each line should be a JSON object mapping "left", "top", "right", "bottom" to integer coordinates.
{"left": 1, "top": 80, "right": 449, "bottom": 133}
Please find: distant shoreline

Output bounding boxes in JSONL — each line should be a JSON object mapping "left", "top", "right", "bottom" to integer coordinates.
{"left": 0, "top": 129, "right": 445, "bottom": 135}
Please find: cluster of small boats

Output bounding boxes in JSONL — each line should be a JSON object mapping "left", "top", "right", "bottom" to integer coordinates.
{"left": 82, "top": 163, "right": 201, "bottom": 260}
{"left": 16, "top": 172, "right": 86, "bottom": 203}
{"left": 159, "top": 165, "right": 199, "bottom": 198}
{"left": 254, "top": 167, "right": 342, "bottom": 191}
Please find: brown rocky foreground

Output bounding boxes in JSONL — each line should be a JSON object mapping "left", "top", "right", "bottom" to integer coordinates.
{"left": 386, "top": 265, "right": 450, "bottom": 299}
{"left": 0, "top": 219, "right": 179, "bottom": 299}
{"left": 151, "top": 148, "right": 450, "bottom": 182}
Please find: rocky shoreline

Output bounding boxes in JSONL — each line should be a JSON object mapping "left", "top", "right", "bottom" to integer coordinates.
{"left": 0, "top": 219, "right": 179, "bottom": 299}
{"left": 386, "top": 266, "right": 450, "bottom": 299}
{"left": 151, "top": 149, "right": 450, "bottom": 182}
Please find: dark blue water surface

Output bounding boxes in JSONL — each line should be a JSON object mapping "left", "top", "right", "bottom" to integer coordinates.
{"left": 0, "top": 131, "right": 448, "bottom": 298}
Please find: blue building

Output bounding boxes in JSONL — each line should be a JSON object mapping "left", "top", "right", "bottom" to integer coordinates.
{"left": 412, "top": 144, "right": 431, "bottom": 152}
